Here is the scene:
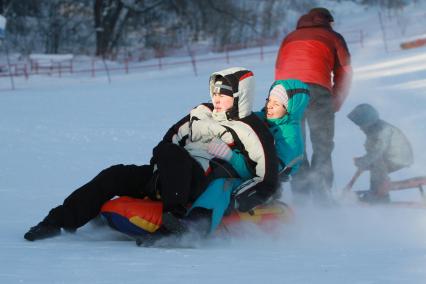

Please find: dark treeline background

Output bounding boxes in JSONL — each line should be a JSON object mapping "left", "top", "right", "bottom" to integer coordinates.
{"left": 0, "top": 0, "right": 413, "bottom": 59}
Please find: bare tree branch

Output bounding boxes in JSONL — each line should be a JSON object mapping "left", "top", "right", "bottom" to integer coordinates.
{"left": 120, "top": 0, "right": 165, "bottom": 14}
{"left": 206, "top": 0, "right": 259, "bottom": 34}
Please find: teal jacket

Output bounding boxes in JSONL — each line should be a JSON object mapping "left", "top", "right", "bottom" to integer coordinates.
{"left": 256, "top": 79, "right": 310, "bottom": 176}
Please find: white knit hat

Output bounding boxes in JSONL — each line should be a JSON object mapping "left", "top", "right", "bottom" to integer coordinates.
{"left": 269, "top": 84, "right": 288, "bottom": 109}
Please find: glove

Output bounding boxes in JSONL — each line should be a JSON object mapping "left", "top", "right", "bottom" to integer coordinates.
{"left": 207, "top": 138, "right": 233, "bottom": 161}
{"left": 354, "top": 157, "right": 368, "bottom": 170}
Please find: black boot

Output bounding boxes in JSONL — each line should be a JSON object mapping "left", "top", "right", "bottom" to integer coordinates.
{"left": 161, "top": 212, "right": 188, "bottom": 235}
{"left": 24, "top": 221, "right": 61, "bottom": 241}
{"left": 358, "top": 190, "right": 390, "bottom": 204}
{"left": 24, "top": 207, "right": 64, "bottom": 241}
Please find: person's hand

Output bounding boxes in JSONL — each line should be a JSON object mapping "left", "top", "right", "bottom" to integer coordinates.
{"left": 353, "top": 157, "right": 365, "bottom": 169}
{"left": 207, "top": 138, "right": 232, "bottom": 161}
{"left": 353, "top": 157, "right": 359, "bottom": 165}
{"left": 332, "top": 96, "right": 340, "bottom": 112}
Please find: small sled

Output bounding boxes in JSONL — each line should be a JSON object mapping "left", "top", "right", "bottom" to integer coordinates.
{"left": 100, "top": 196, "right": 293, "bottom": 238}
{"left": 349, "top": 175, "right": 426, "bottom": 207}
{"left": 389, "top": 176, "right": 426, "bottom": 198}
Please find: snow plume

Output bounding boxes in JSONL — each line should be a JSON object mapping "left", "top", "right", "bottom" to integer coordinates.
{"left": 166, "top": 203, "right": 426, "bottom": 252}
{"left": 278, "top": 205, "right": 426, "bottom": 249}
{"left": 190, "top": 197, "right": 426, "bottom": 246}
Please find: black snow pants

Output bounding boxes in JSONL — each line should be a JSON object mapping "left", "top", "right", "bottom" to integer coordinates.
{"left": 45, "top": 142, "right": 207, "bottom": 230}
{"left": 290, "top": 84, "right": 335, "bottom": 204}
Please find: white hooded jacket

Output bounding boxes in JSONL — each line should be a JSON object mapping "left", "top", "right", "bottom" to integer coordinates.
{"left": 162, "top": 67, "right": 278, "bottom": 211}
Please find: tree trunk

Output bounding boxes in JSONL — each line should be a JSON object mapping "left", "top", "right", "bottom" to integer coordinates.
{"left": 94, "top": 0, "right": 127, "bottom": 57}
{"left": 94, "top": 0, "right": 106, "bottom": 56}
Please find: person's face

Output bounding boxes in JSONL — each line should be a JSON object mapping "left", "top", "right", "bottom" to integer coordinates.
{"left": 212, "top": 93, "right": 234, "bottom": 112}
{"left": 266, "top": 95, "right": 287, "bottom": 119}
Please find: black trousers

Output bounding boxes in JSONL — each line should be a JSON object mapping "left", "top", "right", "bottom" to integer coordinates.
{"left": 46, "top": 143, "right": 207, "bottom": 229}
{"left": 291, "top": 84, "right": 335, "bottom": 202}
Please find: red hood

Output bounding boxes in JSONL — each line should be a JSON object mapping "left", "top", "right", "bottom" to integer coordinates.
{"left": 296, "top": 13, "right": 332, "bottom": 29}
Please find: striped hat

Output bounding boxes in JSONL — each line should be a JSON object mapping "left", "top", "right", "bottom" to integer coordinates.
{"left": 213, "top": 78, "right": 234, "bottom": 97}
{"left": 269, "top": 84, "right": 288, "bottom": 109}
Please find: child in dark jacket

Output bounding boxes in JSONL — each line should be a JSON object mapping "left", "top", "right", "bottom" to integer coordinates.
{"left": 347, "top": 103, "right": 414, "bottom": 202}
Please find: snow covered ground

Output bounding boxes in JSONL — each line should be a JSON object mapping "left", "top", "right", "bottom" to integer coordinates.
{"left": 1, "top": 2, "right": 426, "bottom": 284}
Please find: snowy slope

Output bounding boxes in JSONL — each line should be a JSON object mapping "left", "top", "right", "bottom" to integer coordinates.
{"left": 1, "top": 3, "right": 426, "bottom": 284}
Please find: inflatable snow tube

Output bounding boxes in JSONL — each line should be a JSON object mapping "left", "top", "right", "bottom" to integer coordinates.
{"left": 217, "top": 201, "right": 294, "bottom": 234}
{"left": 101, "top": 196, "right": 294, "bottom": 236}
{"left": 101, "top": 197, "right": 163, "bottom": 236}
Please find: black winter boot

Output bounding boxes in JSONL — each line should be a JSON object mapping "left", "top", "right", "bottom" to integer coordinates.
{"left": 161, "top": 212, "right": 188, "bottom": 235}
{"left": 24, "top": 207, "right": 64, "bottom": 241}
{"left": 358, "top": 190, "right": 390, "bottom": 204}
{"left": 24, "top": 221, "right": 61, "bottom": 241}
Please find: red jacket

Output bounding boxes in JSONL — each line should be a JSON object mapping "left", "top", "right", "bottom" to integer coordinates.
{"left": 275, "top": 12, "right": 352, "bottom": 111}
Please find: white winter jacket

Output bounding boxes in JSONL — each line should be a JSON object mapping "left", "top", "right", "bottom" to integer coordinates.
{"left": 161, "top": 67, "right": 278, "bottom": 211}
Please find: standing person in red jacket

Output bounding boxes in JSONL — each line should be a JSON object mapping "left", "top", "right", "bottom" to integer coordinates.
{"left": 275, "top": 7, "right": 352, "bottom": 204}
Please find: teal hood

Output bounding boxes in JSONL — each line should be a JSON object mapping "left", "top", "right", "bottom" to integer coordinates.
{"left": 268, "top": 79, "right": 310, "bottom": 122}
{"left": 256, "top": 79, "right": 310, "bottom": 175}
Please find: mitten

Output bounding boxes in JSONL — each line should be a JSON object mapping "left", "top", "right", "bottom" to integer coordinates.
{"left": 354, "top": 157, "right": 369, "bottom": 170}
{"left": 207, "top": 138, "right": 232, "bottom": 161}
